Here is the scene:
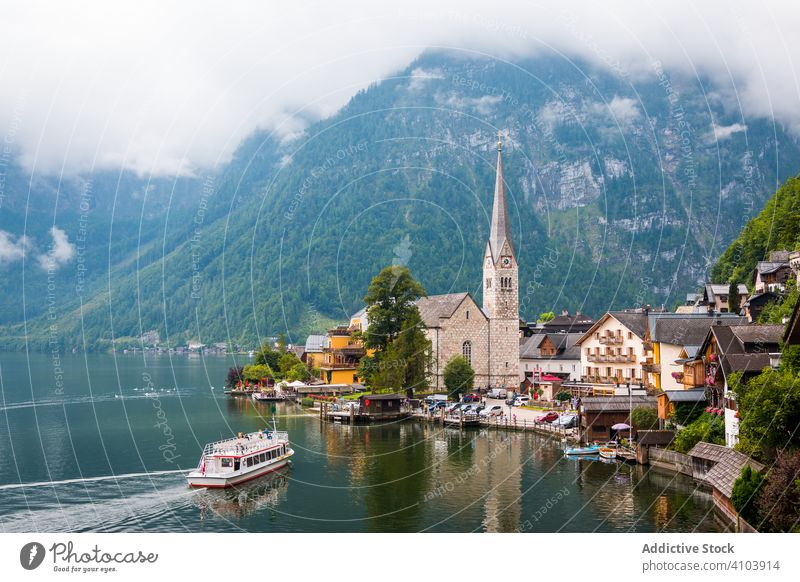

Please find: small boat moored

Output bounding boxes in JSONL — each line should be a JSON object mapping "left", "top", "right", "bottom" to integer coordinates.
{"left": 599, "top": 443, "right": 618, "bottom": 459}
{"left": 187, "top": 424, "right": 293, "bottom": 488}
{"left": 564, "top": 444, "right": 601, "bottom": 456}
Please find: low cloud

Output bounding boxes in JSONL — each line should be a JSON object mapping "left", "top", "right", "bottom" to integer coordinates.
{"left": 37, "top": 227, "right": 76, "bottom": 271}
{"left": 0, "top": 1, "right": 798, "bottom": 176}
{"left": 0, "top": 231, "right": 32, "bottom": 265}
{"left": 712, "top": 123, "right": 747, "bottom": 141}
{"left": 438, "top": 93, "right": 503, "bottom": 115}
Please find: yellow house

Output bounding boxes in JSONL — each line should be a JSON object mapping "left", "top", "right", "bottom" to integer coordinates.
{"left": 317, "top": 307, "right": 373, "bottom": 385}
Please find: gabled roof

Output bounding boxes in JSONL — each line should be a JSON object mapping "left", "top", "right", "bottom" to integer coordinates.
{"left": 704, "top": 283, "right": 748, "bottom": 299}
{"left": 755, "top": 261, "right": 790, "bottom": 276}
{"left": 577, "top": 311, "right": 650, "bottom": 345}
{"left": 415, "top": 293, "right": 483, "bottom": 328}
{"left": 542, "top": 311, "right": 594, "bottom": 331}
{"left": 651, "top": 315, "right": 746, "bottom": 345}
{"left": 581, "top": 395, "right": 657, "bottom": 412}
{"left": 688, "top": 442, "right": 765, "bottom": 498}
{"left": 519, "top": 332, "right": 583, "bottom": 360}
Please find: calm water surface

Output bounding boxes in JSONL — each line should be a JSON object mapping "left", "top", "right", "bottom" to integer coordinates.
{"left": 0, "top": 353, "right": 730, "bottom": 532}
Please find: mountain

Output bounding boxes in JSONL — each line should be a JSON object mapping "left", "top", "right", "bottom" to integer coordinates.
{"left": 2, "top": 51, "right": 800, "bottom": 351}
{"left": 712, "top": 174, "right": 800, "bottom": 285}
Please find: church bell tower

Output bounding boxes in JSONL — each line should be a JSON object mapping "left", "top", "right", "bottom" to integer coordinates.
{"left": 483, "top": 132, "right": 519, "bottom": 389}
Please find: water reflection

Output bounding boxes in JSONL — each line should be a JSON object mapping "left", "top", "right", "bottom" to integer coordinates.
{"left": 194, "top": 467, "right": 290, "bottom": 522}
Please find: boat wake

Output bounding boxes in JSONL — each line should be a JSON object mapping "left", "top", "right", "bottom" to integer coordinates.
{"left": 0, "top": 469, "right": 189, "bottom": 491}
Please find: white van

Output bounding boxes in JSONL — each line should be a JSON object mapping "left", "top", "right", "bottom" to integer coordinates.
{"left": 487, "top": 388, "right": 508, "bottom": 399}
{"left": 513, "top": 395, "right": 530, "bottom": 407}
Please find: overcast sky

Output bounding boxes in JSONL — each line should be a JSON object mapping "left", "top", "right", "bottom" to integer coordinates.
{"left": 1, "top": 0, "right": 798, "bottom": 177}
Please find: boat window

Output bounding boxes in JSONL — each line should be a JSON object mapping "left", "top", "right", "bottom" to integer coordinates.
{"left": 246, "top": 457, "right": 251, "bottom": 467}
{"left": 221, "top": 458, "right": 232, "bottom": 468}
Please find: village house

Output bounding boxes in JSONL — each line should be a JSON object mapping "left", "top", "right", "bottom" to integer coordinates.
{"left": 682, "top": 323, "right": 783, "bottom": 447}
{"left": 576, "top": 310, "right": 650, "bottom": 387}
{"left": 699, "top": 283, "right": 749, "bottom": 314}
{"left": 742, "top": 291, "right": 781, "bottom": 322}
{"left": 645, "top": 313, "right": 745, "bottom": 390}
{"left": 753, "top": 250, "right": 792, "bottom": 293}
{"left": 519, "top": 332, "right": 582, "bottom": 384}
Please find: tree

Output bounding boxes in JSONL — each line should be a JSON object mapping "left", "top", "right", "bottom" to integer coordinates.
{"left": 538, "top": 311, "right": 555, "bottom": 323}
{"left": 731, "top": 465, "right": 764, "bottom": 526}
{"left": 671, "top": 401, "right": 705, "bottom": 426}
{"left": 287, "top": 362, "right": 311, "bottom": 382}
{"left": 755, "top": 450, "right": 800, "bottom": 532}
{"left": 242, "top": 364, "right": 273, "bottom": 384}
{"left": 735, "top": 368, "right": 800, "bottom": 461}
{"left": 371, "top": 308, "right": 431, "bottom": 396}
{"left": 631, "top": 406, "right": 658, "bottom": 431}
{"left": 278, "top": 352, "right": 302, "bottom": 377}
{"left": 225, "top": 365, "right": 244, "bottom": 387}
{"left": 255, "top": 343, "right": 281, "bottom": 369}
{"left": 443, "top": 355, "right": 474, "bottom": 399}
{"left": 555, "top": 390, "right": 571, "bottom": 402}
{"left": 728, "top": 280, "right": 741, "bottom": 314}
{"left": 362, "top": 266, "right": 426, "bottom": 351}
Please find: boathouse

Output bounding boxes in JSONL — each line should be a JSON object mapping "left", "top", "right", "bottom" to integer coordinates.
{"left": 358, "top": 393, "right": 406, "bottom": 420}
{"left": 579, "top": 395, "right": 657, "bottom": 442}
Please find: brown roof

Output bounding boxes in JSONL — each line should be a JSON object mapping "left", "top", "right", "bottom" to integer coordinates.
{"left": 415, "top": 293, "right": 482, "bottom": 328}
{"left": 689, "top": 442, "right": 765, "bottom": 498}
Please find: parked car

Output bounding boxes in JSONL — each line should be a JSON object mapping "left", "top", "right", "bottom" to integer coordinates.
{"left": 462, "top": 393, "right": 480, "bottom": 403}
{"left": 425, "top": 394, "right": 448, "bottom": 405}
{"left": 513, "top": 396, "right": 531, "bottom": 407}
{"left": 553, "top": 414, "right": 578, "bottom": 428}
{"left": 534, "top": 411, "right": 559, "bottom": 424}
{"left": 479, "top": 404, "right": 504, "bottom": 418}
{"left": 446, "top": 402, "right": 463, "bottom": 414}
{"left": 487, "top": 388, "right": 508, "bottom": 399}
{"left": 462, "top": 403, "right": 481, "bottom": 415}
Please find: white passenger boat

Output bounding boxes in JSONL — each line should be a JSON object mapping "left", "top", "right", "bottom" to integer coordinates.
{"left": 187, "top": 424, "right": 293, "bottom": 488}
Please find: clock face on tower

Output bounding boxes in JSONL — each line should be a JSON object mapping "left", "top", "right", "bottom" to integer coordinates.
{"left": 501, "top": 256, "right": 512, "bottom": 267}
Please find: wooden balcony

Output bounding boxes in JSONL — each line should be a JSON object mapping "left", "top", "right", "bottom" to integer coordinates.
{"left": 599, "top": 336, "right": 623, "bottom": 345}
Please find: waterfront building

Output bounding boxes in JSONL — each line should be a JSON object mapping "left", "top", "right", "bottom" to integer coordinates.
{"left": 576, "top": 310, "right": 650, "bottom": 386}
{"left": 682, "top": 323, "right": 783, "bottom": 447}
{"left": 519, "top": 332, "right": 582, "bottom": 383}
{"left": 317, "top": 310, "right": 372, "bottom": 385}
{"left": 579, "top": 395, "right": 657, "bottom": 442}
{"left": 645, "top": 313, "right": 745, "bottom": 390}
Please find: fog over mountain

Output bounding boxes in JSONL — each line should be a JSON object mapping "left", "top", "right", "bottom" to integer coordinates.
{"left": 1, "top": 1, "right": 798, "bottom": 176}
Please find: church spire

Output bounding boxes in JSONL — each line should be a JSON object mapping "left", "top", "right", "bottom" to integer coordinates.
{"left": 487, "top": 131, "right": 514, "bottom": 262}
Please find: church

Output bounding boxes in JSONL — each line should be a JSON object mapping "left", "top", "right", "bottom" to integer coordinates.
{"left": 415, "top": 135, "right": 520, "bottom": 391}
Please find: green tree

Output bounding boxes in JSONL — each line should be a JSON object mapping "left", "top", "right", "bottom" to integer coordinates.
{"left": 287, "top": 362, "right": 311, "bottom": 382}
{"left": 728, "top": 280, "right": 741, "bottom": 315}
{"left": 631, "top": 406, "right": 658, "bottom": 431}
{"left": 278, "top": 352, "right": 302, "bottom": 377}
{"left": 735, "top": 368, "right": 800, "bottom": 461}
{"left": 242, "top": 364, "right": 274, "bottom": 384}
{"left": 362, "top": 266, "right": 426, "bottom": 351}
{"left": 255, "top": 343, "right": 281, "bottom": 369}
{"left": 443, "top": 355, "right": 474, "bottom": 399}
{"left": 731, "top": 465, "right": 764, "bottom": 526}
{"left": 371, "top": 309, "right": 431, "bottom": 396}
{"left": 538, "top": 311, "right": 555, "bottom": 322}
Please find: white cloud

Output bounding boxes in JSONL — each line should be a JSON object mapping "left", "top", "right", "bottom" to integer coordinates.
{"left": 712, "top": 123, "right": 747, "bottom": 141}
{"left": 36, "top": 227, "right": 76, "bottom": 270}
{"left": 0, "top": 231, "right": 32, "bottom": 265}
{"left": 407, "top": 67, "right": 444, "bottom": 92}
{"left": 438, "top": 93, "right": 502, "bottom": 115}
{"left": 0, "top": 1, "right": 798, "bottom": 176}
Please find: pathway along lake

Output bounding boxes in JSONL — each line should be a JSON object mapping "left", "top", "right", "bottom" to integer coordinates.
{"left": 0, "top": 353, "right": 730, "bottom": 532}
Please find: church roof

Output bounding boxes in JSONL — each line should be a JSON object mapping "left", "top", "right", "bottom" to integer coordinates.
{"left": 487, "top": 138, "right": 514, "bottom": 263}
{"left": 415, "top": 293, "right": 483, "bottom": 328}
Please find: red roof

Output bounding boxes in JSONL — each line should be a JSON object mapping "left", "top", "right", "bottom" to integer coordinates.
{"left": 537, "top": 374, "right": 562, "bottom": 382}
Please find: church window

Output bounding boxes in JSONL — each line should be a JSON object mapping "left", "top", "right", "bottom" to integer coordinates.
{"left": 466, "top": 310, "right": 469, "bottom": 320}
{"left": 486, "top": 278, "right": 492, "bottom": 289}
{"left": 462, "top": 341, "right": 472, "bottom": 365}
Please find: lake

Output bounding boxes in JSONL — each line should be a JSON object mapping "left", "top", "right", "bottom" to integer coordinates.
{"left": 0, "top": 353, "right": 730, "bottom": 532}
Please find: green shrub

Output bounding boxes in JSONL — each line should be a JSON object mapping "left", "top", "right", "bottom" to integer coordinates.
{"left": 731, "top": 465, "right": 764, "bottom": 526}
{"left": 631, "top": 406, "right": 658, "bottom": 430}
{"left": 671, "top": 413, "right": 725, "bottom": 453}
{"left": 555, "top": 390, "right": 571, "bottom": 402}
{"left": 301, "top": 398, "right": 314, "bottom": 407}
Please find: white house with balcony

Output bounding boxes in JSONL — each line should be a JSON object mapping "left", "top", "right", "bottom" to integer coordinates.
{"left": 576, "top": 311, "right": 650, "bottom": 387}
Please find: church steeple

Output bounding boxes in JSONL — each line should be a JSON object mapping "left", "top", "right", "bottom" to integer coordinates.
{"left": 487, "top": 131, "right": 514, "bottom": 263}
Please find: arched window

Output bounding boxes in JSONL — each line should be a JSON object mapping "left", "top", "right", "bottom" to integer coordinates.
{"left": 462, "top": 341, "right": 472, "bottom": 365}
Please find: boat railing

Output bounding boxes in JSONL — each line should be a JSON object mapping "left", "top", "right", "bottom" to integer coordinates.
{"left": 201, "top": 431, "right": 290, "bottom": 457}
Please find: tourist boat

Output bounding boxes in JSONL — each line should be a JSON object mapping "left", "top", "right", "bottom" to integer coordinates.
{"left": 187, "top": 423, "right": 293, "bottom": 488}
{"left": 564, "top": 444, "right": 601, "bottom": 456}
